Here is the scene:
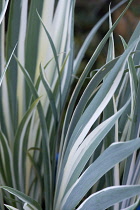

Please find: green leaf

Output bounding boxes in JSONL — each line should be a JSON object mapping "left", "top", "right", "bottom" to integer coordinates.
{"left": 6, "top": 0, "right": 23, "bottom": 131}
{"left": 120, "top": 35, "right": 138, "bottom": 99}
{"left": 37, "top": 11, "right": 60, "bottom": 74}
{"left": 61, "top": 138, "right": 140, "bottom": 209}
{"left": 119, "top": 24, "right": 140, "bottom": 199}
{"left": 0, "top": 44, "right": 17, "bottom": 87}
{"left": 63, "top": 36, "right": 139, "bottom": 172}
{"left": 16, "top": 0, "right": 28, "bottom": 122}
{"left": 15, "top": 57, "right": 52, "bottom": 209}
{"left": 74, "top": 0, "right": 128, "bottom": 74}
{"left": 61, "top": 1, "right": 74, "bottom": 107}
{"left": 63, "top": 56, "right": 119, "bottom": 145}
{"left": 0, "top": 131, "right": 14, "bottom": 187}
{"left": 106, "top": 5, "right": 115, "bottom": 62}
{"left": 61, "top": 100, "right": 129, "bottom": 195}
{"left": 26, "top": 151, "right": 42, "bottom": 199}
{"left": 23, "top": 203, "right": 34, "bottom": 210}
{"left": 0, "top": 184, "right": 4, "bottom": 210}
{"left": 24, "top": 0, "right": 45, "bottom": 109}
{"left": 0, "top": 0, "right": 9, "bottom": 24}
{"left": 76, "top": 185, "right": 140, "bottom": 210}
{"left": 0, "top": 186, "right": 42, "bottom": 210}
{"left": 24, "top": 0, "right": 44, "bottom": 82}
{"left": 13, "top": 98, "right": 40, "bottom": 191}
{"left": 4, "top": 205, "right": 18, "bottom": 210}
{"left": 55, "top": 100, "right": 130, "bottom": 208}
{"left": 55, "top": 35, "right": 140, "bottom": 207}
{"left": 62, "top": 0, "right": 133, "bottom": 145}
{"left": 40, "top": 64, "right": 58, "bottom": 124}
{"left": 37, "top": 11, "right": 62, "bottom": 111}
{"left": 104, "top": 6, "right": 115, "bottom": 189}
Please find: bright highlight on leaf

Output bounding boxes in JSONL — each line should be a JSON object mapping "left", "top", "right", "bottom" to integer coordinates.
{"left": 0, "top": 0, "right": 9, "bottom": 24}
{"left": 0, "top": 44, "right": 17, "bottom": 87}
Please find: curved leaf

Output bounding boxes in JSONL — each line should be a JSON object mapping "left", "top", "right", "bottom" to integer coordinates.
{"left": 57, "top": 99, "right": 129, "bottom": 202}
{"left": 62, "top": 36, "right": 140, "bottom": 174}
{"left": 62, "top": 0, "right": 133, "bottom": 141}
{"left": 13, "top": 98, "right": 40, "bottom": 191}
{"left": 40, "top": 64, "right": 58, "bottom": 124}
{"left": 37, "top": 11, "right": 61, "bottom": 111}
{"left": 64, "top": 56, "right": 119, "bottom": 144}
{"left": 4, "top": 205, "right": 18, "bottom": 210}
{"left": 74, "top": 0, "right": 127, "bottom": 74}
{"left": 61, "top": 138, "right": 140, "bottom": 210}
{"left": 15, "top": 57, "right": 52, "bottom": 209}
{"left": 77, "top": 185, "right": 140, "bottom": 210}
{"left": 0, "top": 186, "right": 42, "bottom": 210}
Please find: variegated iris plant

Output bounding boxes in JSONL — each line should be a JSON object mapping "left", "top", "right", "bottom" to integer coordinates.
{"left": 0, "top": 0, "right": 140, "bottom": 209}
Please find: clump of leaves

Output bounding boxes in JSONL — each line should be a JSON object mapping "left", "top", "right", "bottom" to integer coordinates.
{"left": 0, "top": 0, "right": 140, "bottom": 210}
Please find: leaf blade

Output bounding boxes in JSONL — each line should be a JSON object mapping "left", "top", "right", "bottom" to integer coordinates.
{"left": 0, "top": 186, "right": 42, "bottom": 210}
{"left": 77, "top": 185, "right": 140, "bottom": 210}
{"left": 61, "top": 138, "right": 140, "bottom": 210}
{"left": 0, "top": 0, "right": 9, "bottom": 24}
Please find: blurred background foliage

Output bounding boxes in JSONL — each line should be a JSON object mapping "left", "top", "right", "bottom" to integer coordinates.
{"left": 74, "top": 0, "right": 140, "bottom": 73}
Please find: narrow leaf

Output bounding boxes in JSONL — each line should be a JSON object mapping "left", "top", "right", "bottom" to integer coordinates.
{"left": 62, "top": 0, "right": 133, "bottom": 146}
{"left": 0, "top": 131, "right": 14, "bottom": 187}
{"left": 4, "top": 205, "right": 18, "bottom": 210}
{"left": 40, "top": 64, "right": 58, "bottom": 124}
{"left": 13, "top": 98, "right": 40, "bottom": 191}
{"left": 0, "top": 44, "right": 17, "bottom": 87}
{"left": 0, "top": 186, "right": 42, "bottom": 210}
{"left": 37, "top": 11, "right": 61, "bottom": 110}
{"left": 15, "top": 57, "right": 52, "bottom": 209}
{"left": 63, "top": 100, "right": 129, "bottom": 193}
{"left": 0, "top": 0, "right": 9, "bottom": 24}
{"left": 61, "top": 138, "right": 140, "bottom": 210}
{"left": 57, "top": 100, "right": 129, "bottom": 204}
{"left": 77, "top": 185, "right": 140, "bottom": 210}
{"left": 74, "top": 0, "right": 128, "bottom": 74}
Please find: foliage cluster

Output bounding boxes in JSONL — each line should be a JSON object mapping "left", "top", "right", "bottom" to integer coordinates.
{"left": 0, "top": 0, "right": 140, "bottom": 209}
